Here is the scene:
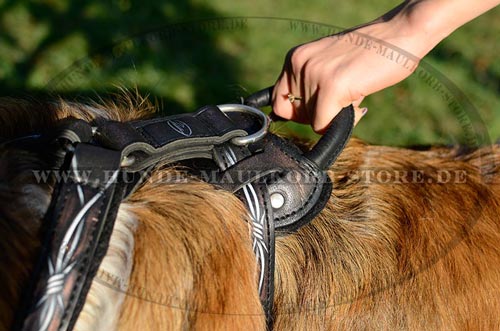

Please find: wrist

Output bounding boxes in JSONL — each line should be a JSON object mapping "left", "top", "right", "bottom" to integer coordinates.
{"left": 400, "top": 1, "right": 452, "bottom": 55}
{"left": 356, "top": 11, "right": 432, "bottom": 60}
{"left": 393, "top": 0, "right": 500, "bottom": 56}
{"left": 348, "top": 2, "right": 439, "bottom": 59}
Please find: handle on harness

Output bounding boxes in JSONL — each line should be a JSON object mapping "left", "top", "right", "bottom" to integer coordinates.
{"left": 244, "top": 86, "right": 355, "bottom": 170}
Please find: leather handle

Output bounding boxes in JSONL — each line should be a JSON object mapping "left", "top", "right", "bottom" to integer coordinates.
{"left": 244, "top": 86, "right": 274, "bottom": 108}
{"left": 244, "top": 86, "right": 355, "bottom": 170}
{"left": 304, "top": 105, "right": 354, "bottom": 170}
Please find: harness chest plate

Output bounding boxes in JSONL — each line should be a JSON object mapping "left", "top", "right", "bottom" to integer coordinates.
{"left": 16, "top": 93, "right": 354, "bottom": 331}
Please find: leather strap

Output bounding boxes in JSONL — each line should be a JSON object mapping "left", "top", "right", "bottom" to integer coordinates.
{"left": 17, "top": 97, "right": 354, "bottom": 331}
{"left": 18, "top": 106, "right": 272, "bottom": 331}
{"left": 214, "top": 133, "right": 332, "bottom": 233}
{"left": 214, "top": 144, "right": 276, "bottom": 327}
{"left": 96, "top": 105, "right": 249, "bottom": 172}
{"left": 244, "top": 86, "right": 274, "bottom": 109}
{"left": 20, "top": 144, "right": 126, "bottom": 331}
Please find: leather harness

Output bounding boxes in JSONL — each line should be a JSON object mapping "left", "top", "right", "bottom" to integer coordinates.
{"left": 15, "top": 87, "right": 354, "bottom": 331}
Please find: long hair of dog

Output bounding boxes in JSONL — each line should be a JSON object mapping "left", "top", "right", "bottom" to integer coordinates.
{"left": 1, "top": 96, "right": 499, "bottom": 330}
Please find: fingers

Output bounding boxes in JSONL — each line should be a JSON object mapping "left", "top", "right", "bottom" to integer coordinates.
{"left": 352, "top": 96, "right": 366, "bottom": 126}
{"left": 313, "top": 90, "right": 367, "bottom": 133}
{"left": 272, "top": 43, "right": 320, "bottom": 123}
{"left": 313, "top": 105, "right": 367, "bottom": 133}
{"left": 352, "top": 95, "right": 365, "bottom": 108}
{"left": 272, "top": 70, "right": 311, "bottom": 124}
{"left": 272, "top": 71, "right": 295, "bottom": 120}
{"left": 272, "top": 40, "right": 371, "bottom": 132}
{"left": 313, "top": 84, "right": 345, "bottom": 133}
{"left": 354, "top": 107, "right": 368, "bottom": 126}
{"left": 273, "top": 76, "right": 368, "bottom": 132}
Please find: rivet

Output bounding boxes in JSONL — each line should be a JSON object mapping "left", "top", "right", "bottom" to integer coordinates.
{"left": 270, "top": 192, "right": 285, "bottom": 209}
{"left": 120, "top": 155, "right": 136, "bottom": 167}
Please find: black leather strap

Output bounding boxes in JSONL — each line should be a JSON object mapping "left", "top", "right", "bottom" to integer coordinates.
{"left": 18, "top": 105, "right": 274, "bottom": 331}
{"left": 244, "top": 86, "right": 274, "bottom": 108}
{"left": 244, "top": 85, "right": 355, "bottom": 171}
{"left": 304, "top": 106, "right": 355, "bottom": 169}
{"left": 96, "top": 105, "right": 249, "bottom": 172}
{"left": 18, "top": 96, "right": 354, "bottom": 331}
{"left": 214, "top": 144, "right": 275, "bottom": 328}
{"left": 237, "top": 183, "right": 275, "bottom": 328}
{"left": 214, "top": 133, "right": 332, "bottom": 233}
{"left": 20, "top": 144, "right": 126, "bottom": 331}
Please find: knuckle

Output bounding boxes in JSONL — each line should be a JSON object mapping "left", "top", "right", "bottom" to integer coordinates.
{"left": 289, "top": 46, "right": 308, "bottom": 69}
{"left": 307, "top": 58, "right": 325, "bottom": 78}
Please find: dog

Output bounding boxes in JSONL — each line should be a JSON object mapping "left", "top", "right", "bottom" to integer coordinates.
{"left": 1, "top": 95, "right": 499, "bottom": 331}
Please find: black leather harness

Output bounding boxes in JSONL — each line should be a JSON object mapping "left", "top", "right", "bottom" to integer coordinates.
{"left": 15, "top": 87, "right": 354, "bottom": 331}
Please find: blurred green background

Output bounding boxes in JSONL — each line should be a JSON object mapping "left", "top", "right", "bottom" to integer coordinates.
{"left": 0, "top": 0, "right": 498, "bottom": 146}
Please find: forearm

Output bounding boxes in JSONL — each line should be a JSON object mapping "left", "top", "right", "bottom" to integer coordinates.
{"left": 272, "top": 0, "right": 499, "bottom": 131}
{"left": 384, "top": 0, "right": 500, "bottom": 56}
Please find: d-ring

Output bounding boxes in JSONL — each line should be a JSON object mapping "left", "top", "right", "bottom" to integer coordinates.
{"left": 217, "top": 104, "right": 270, "bottom": 146}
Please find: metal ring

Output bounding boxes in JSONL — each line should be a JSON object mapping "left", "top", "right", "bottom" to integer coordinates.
{"left": 217, "top": 104, "right": 270, "bottom": 146}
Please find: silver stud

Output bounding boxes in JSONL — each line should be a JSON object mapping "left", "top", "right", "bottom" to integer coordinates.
{"left": 120, "top": 155, "right": 136, "bottom": 167}
{"left": 270, "top": 192, "right": 285, "bottom": 209}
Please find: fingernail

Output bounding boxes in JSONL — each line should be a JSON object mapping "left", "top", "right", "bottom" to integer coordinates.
{"left": 361, "top": 107, "right": 368, "bottom": 116}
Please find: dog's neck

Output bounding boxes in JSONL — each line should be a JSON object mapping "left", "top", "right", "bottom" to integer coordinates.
{"left": 0, "top": 98, "right": 148, "bottom": 330}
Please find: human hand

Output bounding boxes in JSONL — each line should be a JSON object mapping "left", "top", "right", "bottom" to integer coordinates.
{"left": 272, "top": 0, "right": 500, "bottom": 133}
{"left": 272, "top": 19, "right": 423, "bottom": 133}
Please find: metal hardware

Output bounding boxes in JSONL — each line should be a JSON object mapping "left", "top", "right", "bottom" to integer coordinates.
{"left": 217, "top": 104, "right": 270, "bottom": 146}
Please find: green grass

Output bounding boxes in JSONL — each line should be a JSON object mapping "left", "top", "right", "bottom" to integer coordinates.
{"left": 0, "top": 0, "right": 498, "bottom": 145}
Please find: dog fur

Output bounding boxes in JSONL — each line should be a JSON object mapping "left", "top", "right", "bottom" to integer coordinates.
{"left": 0, "top": 96, "right": 499, "bottom": 330}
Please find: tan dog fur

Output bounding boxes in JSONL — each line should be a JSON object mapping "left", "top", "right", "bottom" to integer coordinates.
{"left": 1, "top": 96, "right": 499, "bottom": 330}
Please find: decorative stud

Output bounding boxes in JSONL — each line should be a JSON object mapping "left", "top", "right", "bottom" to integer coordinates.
{"left": 270, "top": 192, "right": 285, "bottom": 209}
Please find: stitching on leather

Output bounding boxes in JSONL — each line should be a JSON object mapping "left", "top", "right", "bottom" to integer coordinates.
{"left": 132, "top": 116, "right": 184, "bottom": 128}
{"left": 51, "top": 184, "right": 73, "bottom": 247}
{"left": 136, "top": 127, "right": 159, "bottom": 148}
{"left": 325, "top": 109, "right": 354, "bottom": 166}
{"left": 267, "top": 136, "right": 321, "bottom": 221}
{"left": 259, "top": 185, "right": 273, "bottom": 318}
{"left": 59, "top": 182, "right": 107, "bottom": 330}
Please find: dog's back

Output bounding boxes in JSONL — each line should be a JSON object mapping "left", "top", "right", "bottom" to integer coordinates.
{"left": 1, "top": 98, "right": 499, "bottom": 330}
{"left": 273, "top": 140, "right": 500, "bottom": 330}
